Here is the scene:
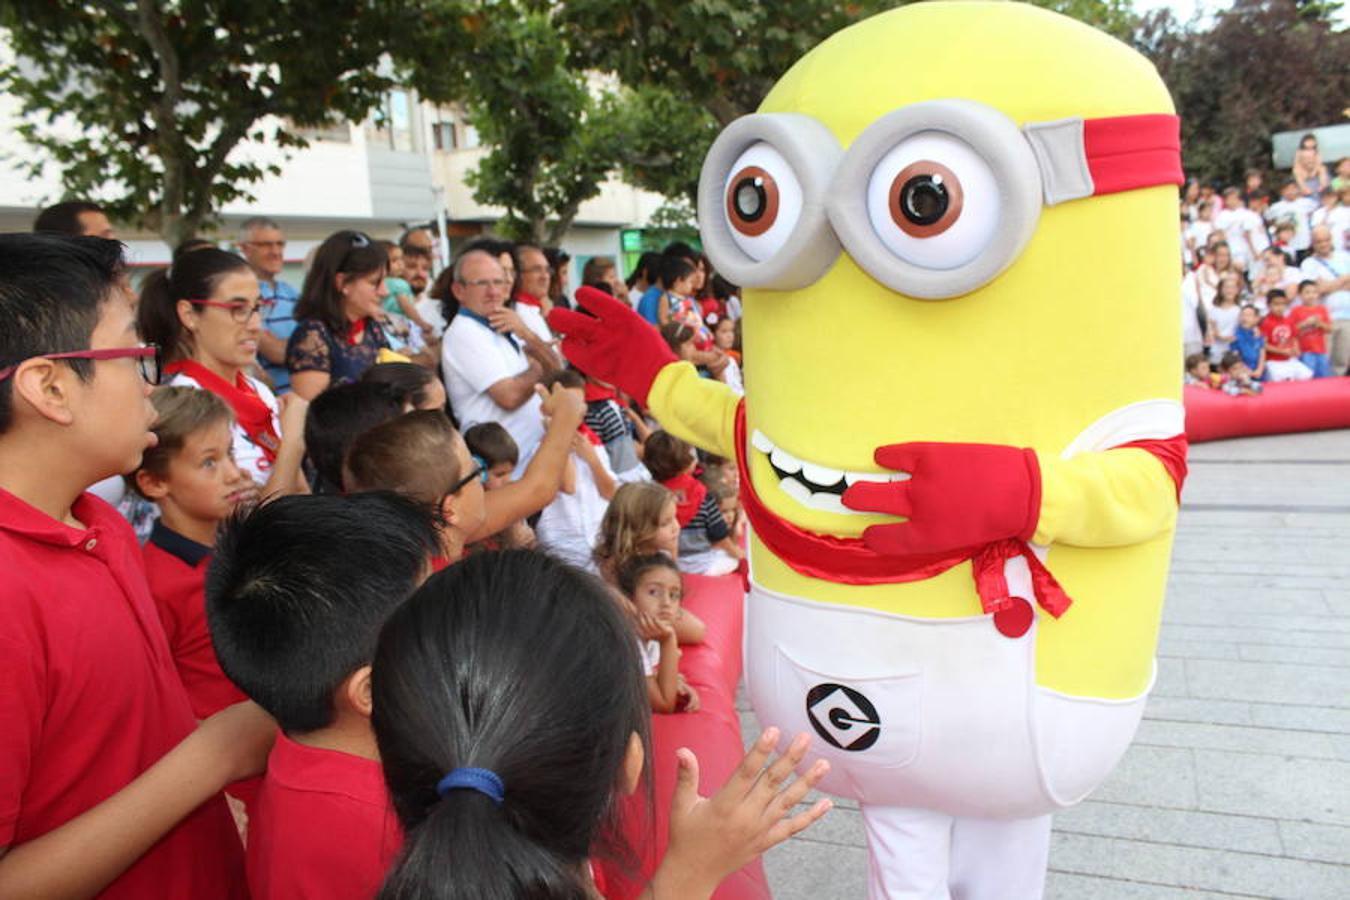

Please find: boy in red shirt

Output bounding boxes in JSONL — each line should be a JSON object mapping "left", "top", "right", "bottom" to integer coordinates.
{"left": 1291, "top": 279, "right": 1334, "bottom": 378}
{"left": 1260, "top": 292, "right": 1314, "bottom": 382}
{"left": 133, "top": 387, "right": 255, "bottom": 720}
{"left": 0, "top": 234, "right": 271, "bottom": 897}
{"left": 206, "top": 492, "right": 440, "bottom": 900}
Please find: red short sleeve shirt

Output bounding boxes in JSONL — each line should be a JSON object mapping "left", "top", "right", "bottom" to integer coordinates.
{"left": 0, "top": 489, "right": 245, "bottom": 899}
{"left": 141, "top": 521, "right": 246, "bottom": 720}
{"left": 1260, "top": 314, "right": 1297, "bottom": 359}
{"left": 247, "top": 733, "right": 403, "bottom": 899}
{"left": 1290, "top": 305, "right": 1330, "bottom": 355}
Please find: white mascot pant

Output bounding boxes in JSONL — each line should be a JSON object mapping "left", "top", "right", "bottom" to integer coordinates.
{"left": 745, "top": 581, "right": 1152, "bottom": 899}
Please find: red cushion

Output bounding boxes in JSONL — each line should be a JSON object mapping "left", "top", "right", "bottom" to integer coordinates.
{"left": 598, "top": 574, "right": 769, "bottom": 900}
{"left": 1184, "top": 378, "right": 1350, "bottom": 443}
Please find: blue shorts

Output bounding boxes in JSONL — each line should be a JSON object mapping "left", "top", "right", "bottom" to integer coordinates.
{"left": 1300, "top": 352, "right": 1332, "bottom": 378}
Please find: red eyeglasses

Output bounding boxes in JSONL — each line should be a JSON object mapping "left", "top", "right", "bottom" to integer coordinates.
{"left": 185, "top": 298, "right": 276, "bottom": 323}
{"left": 0, "top": 345, "right": 162, "bottom": 385}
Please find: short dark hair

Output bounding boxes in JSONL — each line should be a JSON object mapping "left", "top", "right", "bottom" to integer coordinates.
{"left": 662, "top": 241, "right": 698, "bottom": 263}
{"left": 344, "top": 410, "right": 462, "bottom": 507}
{"left": 1184, "top": 352, "right": 1208, "bottom": 372}
{"left": 657, "top": 255, "right": 696, "bottom": 289}
{"left": 616, "top": 552, "right": 680, "bottom": 597}
{"left": 626, "top": 251, "right": 662, "bottom": 289}
{"left": 297, "top": 231, "right": 389, "bottom": 334}
{"left": 1297, "top": 279, "right": 1317, "bottom": 292}
{"left": 1220, "top": 351, "right": 1244, "bottom": 370}
{"left": 372, "top": 550, "right": 648, "bottom": 899}
{"left": 540, "top": 367, "right": 585, "bottom": 392}
{"left": 33, "top": 201, "right": 105, "bottom": 236}
{"left": 137, "top": 248, "right": 252, "bottom": 363}
{"left": 0, "top": 234, "right": 125, "bottom": 433}
{"left": 303, "top": 381, "right": 405, "bottom": 493}
{"left": 206, "top": 492, "right": 440, "bottom": 734}
{"left": 643, "top": 430, "right": 694, "bottom": 482}
{"left": 1265, "top": 289, "right": 1287, "bottom": 303}
{"left": 659, "top": 321, "right": 695, "bottom": 354}
{"left": 463, "top": 421, "right": 518, "bottom": 468}
{"left": 401, "top": 244, "right": 432, "bottom": 262}
{"left": 361, "top": 362, "right": 441, "bottom": 411}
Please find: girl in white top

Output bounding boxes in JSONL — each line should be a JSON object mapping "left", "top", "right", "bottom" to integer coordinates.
{"left": 1207, "top": 273, "right": 1244, "bottom": 365}
{"left": 136, "top": 248, "right": 308, "bottom": 498}
{"left": 619, "top": 553, "right": 699, "bottom": 714}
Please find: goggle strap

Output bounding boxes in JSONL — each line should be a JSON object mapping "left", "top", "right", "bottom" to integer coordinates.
{"left": 1024, "top": 113, "right": 1183, "bottom": 207}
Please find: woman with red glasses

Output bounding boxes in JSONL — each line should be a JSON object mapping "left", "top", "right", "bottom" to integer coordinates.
{"left": 286, "top": 231, "right": 394, "bottom": 400}
{"left": 138, "top": 248, "right": 308, "bottom": 499}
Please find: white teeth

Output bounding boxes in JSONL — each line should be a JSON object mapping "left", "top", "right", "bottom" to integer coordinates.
{"left": 800, "top": 461, "right": 844, "bottom": 488}
{"left": 770, "top": 445, "right": 803, "bottom": 476}
{"left": 778, "top": 477, "right": 812, "bottom": 504}
{"left": 751, "top": 430, "right": 774, "bottom": 453}
{"left": 803, "top": 492, "right": 850, "bottom": 515}
{"left": 844, "top": 471, "right": 889, "bottom": 486}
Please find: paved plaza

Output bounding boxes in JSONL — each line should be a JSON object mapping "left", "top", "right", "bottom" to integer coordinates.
{"left": 744, "top": 428, "right": 1350, "bottom": 899}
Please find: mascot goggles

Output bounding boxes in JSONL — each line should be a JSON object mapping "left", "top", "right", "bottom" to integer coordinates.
{"left": 698, "top": 100, "right": 1183, "bottom": 299}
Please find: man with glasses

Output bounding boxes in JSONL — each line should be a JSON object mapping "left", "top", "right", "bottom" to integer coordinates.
{"left": 440, "top": 250, "right": 549, "bottom": 468}
{"left": 237, "top": 216, "right": 297, "bottom": 393}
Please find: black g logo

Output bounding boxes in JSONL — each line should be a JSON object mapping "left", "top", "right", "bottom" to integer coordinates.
{"left": 805, "top": 683, "right": 881, "bottom": 752}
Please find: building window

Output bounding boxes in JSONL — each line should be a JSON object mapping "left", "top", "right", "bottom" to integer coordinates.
{"left": 365, "top": 90, "right": 417, "bottom": 152}
{"left": 432, "top": 119, "right": 456, "bottom": 151}
{"left": 462, "top": 123, "right": 481, "bottom": 149}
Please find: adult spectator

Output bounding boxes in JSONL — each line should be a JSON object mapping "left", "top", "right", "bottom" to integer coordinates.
{"left": 1252, "top": 247, "right": 1301, "bottom": 309}
{"left": 400, "top": 226, "right": 436, "bottom": 257}
{"left": 286, "top": 230, "right": 392, "bottom": 399}
{"left": 237, "top": 216, "right": 298, "bottom": 393}
{"left": 626, "top": 251, "right": 662, "bottom": 309}
{"left": 1299, "top": 226, "right": 1350, "bottom": 374}
{"left": 543, "top": 246, "right": 571, "bottom": 310}
{"left": 403, "top": 243, "right": 442, "bottom": 335}
{"left": 1293, "top": 133, "right": 1329, "bottom": 200}
{"left": 32, "top": 200, "right": 115, "bottom": 238}
{"left": 516, "top": 243, "right": 562, "bottom": 342}
{"left": 581, "top": 255, "right": 629, "bottom": 306}
{"left": 440, "top": 250, "right": 553, "bottom": 467}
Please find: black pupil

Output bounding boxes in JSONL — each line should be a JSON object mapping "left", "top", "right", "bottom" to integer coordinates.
{"left": 734, "top": 177, "right": 766, "bottom": 221}
{"left": 900, "top": 174, "right": 948, "bottom": 226}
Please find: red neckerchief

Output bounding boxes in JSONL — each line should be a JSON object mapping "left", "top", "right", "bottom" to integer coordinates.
{"left": 662, "top": 473, "right": 707, "bottom": 527}
{"left": 517, "top": 292, "right": 544, "bottom": 308}
{"left": 347, "top": 318, "right": 367, "bottom": 346}
{"left": 579, "top": 424, "right": 603, "bottom": 446}
{"left": 584, "top": 381, "right": 617, "bottom": 403}
{"left": 165, "top": 360, "right": 280, "bottom": 463}
{"left": 732, "top": 400, "right": 1188, "bottom": 622}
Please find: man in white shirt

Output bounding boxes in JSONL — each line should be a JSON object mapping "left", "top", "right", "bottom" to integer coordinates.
{"left": 1300, "top": 226, "right": 1350, "bottom": 374}
{"left": 440, "top": 250, "right": 559, "bottom": 466}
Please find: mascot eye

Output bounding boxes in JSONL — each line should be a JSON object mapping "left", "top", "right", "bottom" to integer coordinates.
{"left": 723, "top": 142, "right": 804, "bottom": 261}
{"left": 864, "top": 133, "right": 999, "bottom": 271}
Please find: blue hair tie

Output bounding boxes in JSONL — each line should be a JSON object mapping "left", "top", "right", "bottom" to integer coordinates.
{"left": 436, "top": 767, "right": 505, "bottom": 806}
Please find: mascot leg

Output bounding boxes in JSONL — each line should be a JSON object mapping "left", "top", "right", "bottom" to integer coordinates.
{"left": 862, "top": 806, "right": 1052, "bottom": 900}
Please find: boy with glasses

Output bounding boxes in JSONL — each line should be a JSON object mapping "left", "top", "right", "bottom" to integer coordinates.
{"left": 0, "top": 233, "right": 271, "bottom": 898}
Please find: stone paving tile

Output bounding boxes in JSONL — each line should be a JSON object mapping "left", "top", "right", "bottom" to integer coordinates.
{"left": 1132, "top": 719, "right": 1340, "bottom": 759}
{"left": 1277, "top": 821, "right": 1350, "bottom": 866}
{"left": 1044, "top": 872, "right": 1265, "bottom": 899}
{"left": 1192, "top": 750, "right": 1350, "bottom": 826}
{"left": 1235, "top": 643, "right": 1350, "bottom": 667}
{"left": 1049, "top": 833, "right": 1349, "bottom": 899}
{"left": 1183, "top": 659, "right": 1350, "bottom": 707}
{"left": 1089, "top": 745, "right": 1199, "bottom": 809}
{"left": 1053, "top": 800, "right": 1284, "bottom": 854}
{"left": 763, "top": 837, "right": 869, "bottom": 899}
{"left": 1247, "top": 702, "right": 1350, "bottom": 734}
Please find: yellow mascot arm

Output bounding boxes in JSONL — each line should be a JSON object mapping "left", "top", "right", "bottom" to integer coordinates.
{"left": 1033, "top": 447, "right": 1180, "bottom": 548}
{"left": 646, "top": 362, "right": 741, "bottom": 460}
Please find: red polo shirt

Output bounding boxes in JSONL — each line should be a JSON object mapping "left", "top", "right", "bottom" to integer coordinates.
{"left": 141, "top": 521, "right": 246, "bottom": 721}
{"left": 246, "top": 733, "right": 402, "bottom": 899}
{"left": 1291, "top": 304, "right": 1330, "bottom": 355}
{"left": 0, "top": 489, "right": 245, "bottom": 898}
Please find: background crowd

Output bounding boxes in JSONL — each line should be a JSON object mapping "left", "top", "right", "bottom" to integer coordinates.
{"left": 1180, "top": 133, "right": 1350, "bottom": 393}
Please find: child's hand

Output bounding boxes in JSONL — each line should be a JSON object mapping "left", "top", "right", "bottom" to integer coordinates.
{"left": 536, "top": 382, "right": 585, "bottom": 432}
{"left": 676, "top": 676, "right": 701, "bottom": 712}
{"left": 195, "top": 700, "right": 277, "bottom": 786}
{"left": 277, "top": 392, "right": 309, "bottom": 445}
{"left": 637, "top": 611, "right": 674, "bottom": 642}
{"left": 654, "top": 729, "right": 831, "bottom": 897}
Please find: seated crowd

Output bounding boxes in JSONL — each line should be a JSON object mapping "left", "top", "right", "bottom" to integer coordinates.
{"left": 0, "top": 200, "right": 819, "bottom": 899}
{"left": 1179, "top": 136, "right": 1350, "bottom": 390}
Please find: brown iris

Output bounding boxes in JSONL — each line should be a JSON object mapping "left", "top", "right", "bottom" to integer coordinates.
{"left": 726, "top": 166, "right": 779, "bottom": 237}
{"left": 888, "top": 161, "right": 963, "bottom": 238}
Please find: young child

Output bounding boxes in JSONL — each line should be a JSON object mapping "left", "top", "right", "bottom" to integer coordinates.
{"left": 206, "top": 492, "right": 441, "bottom": 900}
{"left": 1290, "top": 279, "right": 1334, "bottom": 377}
{"left": 709, "top": 315, "right": 745, "bottom": 392}
{"left": 1260, "top": 291, "right": 1315, "bottom": 381}
{"left": 702, "top": 463, "right": 747, "bottom": 551}
{"left": 533, "top": 369, "right": 618, "bottom": 569}
{"left": 463, "top": 420, "right": 536, "bottom": 549}
{"left": 619, "top": 554, "right": 701, "bottom": 714}
{"left": 0, "top": 233, "right": 262, "bottom": 898}
{"left": 1207, "top": 273, "right": 1243, "bottom": 363}
{"left": 581, "top": 375, "right": 649, "bottom": 481}
{"left": 644, "top": 430, "right": 744, "bottom": 577}
{"left": 1233, "top": 303, "right": 1268, "bottom": 380}
{"left": 379, "top": 239, "right": 436, "bottom": 341}
{"left": 1183, "top": 353, "right": 1217, "bottom": 388}
{"left": 302, "top": 380, "right": 405, "bottom": 493}
{"left": 1219, "top": 351, "right": 1263, "bottom": 396}
{"left": 132, "top": 388, "right": 254, "bottom": 721}
{"left": 369, "top": 549, "right": 831, "bottom": 900}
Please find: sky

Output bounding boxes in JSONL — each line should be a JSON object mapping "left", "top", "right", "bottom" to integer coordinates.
{"left": 1132, "top": 0, "right": 1350, "bottom": 26}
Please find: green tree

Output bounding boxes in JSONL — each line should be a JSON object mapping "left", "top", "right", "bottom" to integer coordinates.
{"left": 1135, "top": 0, "right": 1349, "bottom": 184}
{"left": 0, "top": 0, "right": 471, "bottom": 244}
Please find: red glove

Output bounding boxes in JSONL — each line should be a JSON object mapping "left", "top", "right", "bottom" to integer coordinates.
{"left": 547, "top": 287, "right": 678, "bottom": 406}
{"left": 842, "top": 442, "right": 1042, "bottom": 557}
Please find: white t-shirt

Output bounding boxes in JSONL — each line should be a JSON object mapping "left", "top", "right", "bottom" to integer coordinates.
{"left": 1215, "top": 207, "right": 1268, "bottom": 265}
{"left": 441, "top": 313, "right": 545, "bottom": 466}
{"left": 1314, "top": 205, "right": 1350, "bottom": 254}
{"left": 1267, "top": 198, "right": 1316, "bottom": 251}
{"left": 639, "top": 638, "right": 660, "bottom": 677}
{"left": 1180, "top": 276, "right": 1204, "bottom": 347}
{"left": 416, "top": 296, "right": 447, "bottom": 339}
{"left": 1301, "top": 252, "right": 1350, "bottom": 321}
{"left": 515, "top": 303, "right": 553, "bottom": 344}
{"left": 535, "top": 447, "right": 614, "bottom": 570}
{"left": 168, "top": 371, "right": 282, "bottom": 486}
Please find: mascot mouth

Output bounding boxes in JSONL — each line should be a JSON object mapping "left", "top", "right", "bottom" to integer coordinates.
{"left": 750, "top": 429, "right": 905, "bottom": 516}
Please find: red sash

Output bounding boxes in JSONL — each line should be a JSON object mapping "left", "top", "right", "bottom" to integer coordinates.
{"left": 165, "top": 360, "right": 281, "bottom": 464}
{"left": 517, "top": 292, "right": 544, "bottom": 308}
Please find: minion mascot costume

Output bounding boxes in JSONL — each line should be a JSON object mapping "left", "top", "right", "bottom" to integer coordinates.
{"left": 550, "top": 3, "right": 1188, "bottom": 897}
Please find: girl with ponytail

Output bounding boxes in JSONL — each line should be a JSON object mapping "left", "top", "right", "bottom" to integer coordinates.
{"left": 137, "top": 247, "right": 309, "bottom": 498}
{"left": 371, "top": 550, "right": 831, "bottom": 900}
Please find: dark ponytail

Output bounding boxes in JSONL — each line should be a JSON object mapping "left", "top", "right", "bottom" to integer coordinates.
{"left": 372, "top": 550, "right": 650, "bottom": 900}
{"left": 136, "top": 247, "right": 251, "bottom": 362}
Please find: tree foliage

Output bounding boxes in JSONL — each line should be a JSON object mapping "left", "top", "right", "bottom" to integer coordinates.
{"left": 1135, "top": 0, "right": 1348, "bottom": 184}
{"left": 0, "top": 0, "right": 470, "bottom": 244}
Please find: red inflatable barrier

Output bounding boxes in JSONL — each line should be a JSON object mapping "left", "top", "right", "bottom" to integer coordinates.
{"left": 1184, "top": 377, "right": 1350, "bottom": 443}
{"left": 599, "top": 573, "right": 769, "bottom": 900}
